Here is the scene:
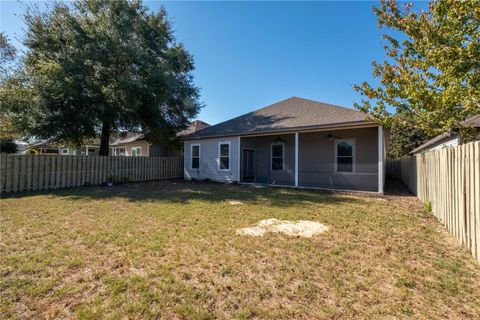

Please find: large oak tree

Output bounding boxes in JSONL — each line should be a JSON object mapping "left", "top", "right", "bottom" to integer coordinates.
{"left": 5, "top": 0, "right": 201, "bottom": 155}
{"left": 355, "top": 0, "right": 480, "bottom": 138}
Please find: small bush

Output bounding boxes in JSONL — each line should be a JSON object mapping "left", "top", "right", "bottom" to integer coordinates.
{"left": 425, "top": 200, "right": 432, "bottom": 212}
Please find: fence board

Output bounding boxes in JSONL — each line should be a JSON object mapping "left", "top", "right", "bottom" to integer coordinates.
{"left": 0, "top": 153, "right": 6, "bottom": 193}
{"left": 387, "top": 141, "right": 480, "bottom": 262}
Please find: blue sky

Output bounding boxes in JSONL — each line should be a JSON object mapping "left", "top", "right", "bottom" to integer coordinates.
{"left": 2, "top": 1, "right": 392, "bottom": 125}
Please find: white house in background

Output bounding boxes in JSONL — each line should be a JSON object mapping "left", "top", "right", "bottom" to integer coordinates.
{"left": 182, "top": 97, "right": 387, "bottom": 193}
{"left": 409, "top": 115, "right": 480, "bottom": 155}
{"left": 25, "top": 120, "right": 210, "bottom": 157}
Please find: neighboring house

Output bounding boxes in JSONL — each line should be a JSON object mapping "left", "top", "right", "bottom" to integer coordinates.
{"left": 59, "top": 139, "right": 103, "bottom": 156}
{"left": 183, "top": 97, "right": 387, "bottom": 193}
{"left": 409, "top": 115, "right": 480, "bottom": 155}
{"left": 109, "top": 121, "right": 210, "bottom": 156}
{"left": 22, "top": 141, "right": 62, "bottom": 155}
{"left": 110, "top": 133, "right": 154, "bottom": 157}
{"left": 23, "top": 120, "right": 210, "bottom": 157}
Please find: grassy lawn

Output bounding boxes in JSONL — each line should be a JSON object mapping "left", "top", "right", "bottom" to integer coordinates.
{"left": 1, "top": 181, "right": 479, "bottom": 319}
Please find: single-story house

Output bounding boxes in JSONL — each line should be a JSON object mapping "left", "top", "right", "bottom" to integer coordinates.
{"left": 409, "top": 115, "right": 480, "bottom": 154}
{"left": 109, "top": 120, "right": 210, "bottom": 156}
{"left": 27, "top": 120, "right": 210, "bottom": 157}
{"left": 22, "top": 141, "right": 62, "bottom": 155}
{"left": 183, "top": 97, "right": 387, "bottom": 193}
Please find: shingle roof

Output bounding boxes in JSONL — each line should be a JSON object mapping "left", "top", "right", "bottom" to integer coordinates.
{"left": 184, "top": 97, "right": 371, "bottom": 139}
{"left": 177, "top": 120, "right": 210, "bottom": 137}
{"left": 106, "top": 120, "right": 211, "bottom": 145}
{"left": 110, "top": 132, "right": 145, "bottom": 146}
{"left": 409, "top": 131, "right": 458, "bottom": 155}
{"left": 461, "top": 115, "right": 480, "bottom": 128}
{"left": 410, "top": 114, "right": 480, "bottom": 154}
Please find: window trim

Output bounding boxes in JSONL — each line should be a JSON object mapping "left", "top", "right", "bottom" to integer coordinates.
{"left": 60, "top": 148, "right": 69, "bottom": 155}
{"left": 218, "top": 141, "right": 231, "bottom": 171}
{"left": 270, "top": 142, "right": 285, "bottom": 171}
{"left": 131, "top": 146, "right": 142, "bottom": 157}
{"left": 114, "top": 147, "right": 126, "bottom": 156}
{"left": 334, "top": 139, "right": 356, "bottom": 174}
{"left": 190, "top": 143, "right": 201, "bottom": 170}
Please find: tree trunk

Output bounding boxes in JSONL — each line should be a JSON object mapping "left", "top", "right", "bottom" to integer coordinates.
{"left": 99, "top": 121, "right": 111, "bottom": 156}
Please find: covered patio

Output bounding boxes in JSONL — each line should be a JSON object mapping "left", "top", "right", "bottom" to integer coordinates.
{"left": 239, "top": 126, "right": 384, "bottom": 192}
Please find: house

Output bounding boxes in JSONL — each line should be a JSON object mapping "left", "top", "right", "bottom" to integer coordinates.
{"left": 27, "top": 120, "right": 210, "bottom": 157}
{"left": 409, "top": 115, "right": 480, "bottom": 154}
{"left": 183, "top": 97, "right": 386, "bottom": 193}
{"left": 110, "top": 132, "right": 158, "bottom": 157}
{"left": 58, "top": 138, "right": 104, "bottom": 156}
{"left": 22, "top": 141, "right": 63, "bottom": 155}
{"left": 109, "top": 120, "right": 210, "bottom": 156}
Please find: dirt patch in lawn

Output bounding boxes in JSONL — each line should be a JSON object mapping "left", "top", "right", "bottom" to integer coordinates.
{"left": 236, "top": 218, "right": 329, "bottom": 237}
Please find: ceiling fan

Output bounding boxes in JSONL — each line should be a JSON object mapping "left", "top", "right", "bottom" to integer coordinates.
{"left": 323, "top": 132, "right": 342, "bottom": 141}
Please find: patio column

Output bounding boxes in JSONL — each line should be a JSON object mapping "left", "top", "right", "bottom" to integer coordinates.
{"left": 237, "top": 136, "right": 241, "bottom": 182}
{"left": 378, "top": 126, "right": 384, "bottom": 193}
{"left": 295, "top": 132, "right": 299, "bottom": 187}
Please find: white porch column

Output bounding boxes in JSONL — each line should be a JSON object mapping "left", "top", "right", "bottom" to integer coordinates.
{"left": 237, "top": 136, "right": 241, "bottom": 182}
{"left": 378, "top": 126, "right": 384, "bottom": 193}
{"left": 295, "top": 132, "right": 299, "bottom": 187}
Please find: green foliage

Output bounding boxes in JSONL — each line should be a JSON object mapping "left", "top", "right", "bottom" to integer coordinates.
{"left": 0, "top": 74, "right": 39, "bottom": 140}
{"left": 0, "top": 32, "right": 17, "bottom": 79}
{"left": 387, "top": 114, "right": 427, "bottom": 158}
{"left": 0, "top": 140, "right": 18, "bottom": 153}
{"left": 0, "top": 33, "right": 27, "bottom": 141}
{"left": 354, "top": 0, "right": 480, "bottom": 138}
{"left": 425, "top": 200, "right": 432, "bottom": 212}
{"left": 2, "top": 0, "right": 201, "bottom": 154}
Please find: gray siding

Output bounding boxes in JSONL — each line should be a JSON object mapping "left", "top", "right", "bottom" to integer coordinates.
{"left": 187, "top": 127, "right": 380, "bottom": 192}
{"left": 298, "top": 127, "right": 378, "bottom": 191}
{"left": 184, "top": 137, "right": 240, "bottom": 182}
{"left": 240, "top": 134, "right": 295, "bottom": 185}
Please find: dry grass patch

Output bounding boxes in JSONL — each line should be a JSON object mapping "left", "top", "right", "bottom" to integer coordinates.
{"left": 236, "top": 218, "right": 328, "bottom": 237}
{"left": 1, "top": 180, "right": 479, "bottom": 319}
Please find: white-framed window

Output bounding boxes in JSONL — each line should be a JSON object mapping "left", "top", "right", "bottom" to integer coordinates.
{"left": 114, "top": 148, "right": 125, "bottom": 156}
{"left": 271, "top": 143, "right": 284, "bottom": 171}
{"left": 131, "top": 147, "right": 141, "bottom": 157}
{"left": 60, "top": 148, "right": 69, "bottom": 155}
{"left": 190, "top": 144, "right": 200, "bottom": 169}
{"left": 334, "top": 139, "right": 355, "bottom": 173}
{"left": 218, "top": 141, "right": 230, "bottom": 170}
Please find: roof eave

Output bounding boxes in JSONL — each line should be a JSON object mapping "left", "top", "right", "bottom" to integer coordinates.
{"left": 409, "top": 131, "right": 457, "bottom": 155}
{"left": 182, "top": 120, "right": 377, "bottom": 140}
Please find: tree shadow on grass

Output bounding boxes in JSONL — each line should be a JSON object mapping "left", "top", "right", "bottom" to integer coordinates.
{"left": 2, "top": 180, "right": 371, "bottom": 208}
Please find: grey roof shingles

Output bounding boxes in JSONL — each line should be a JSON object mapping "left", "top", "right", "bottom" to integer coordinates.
{"left": 184, "top": 97, "right": 372, "bottom": 139}
{"left": 177, "top": 120, "right": 210, "bottom": 137}
{"left": 461, "top": 114, "right": 480, "bottom": 127}
{"left": 409, "top": 131, "right": 458, "bottom": 155}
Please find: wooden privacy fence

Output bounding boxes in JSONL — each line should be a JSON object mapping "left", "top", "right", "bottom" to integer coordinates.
{"left": 386, "top": 141, "right": 480, "bottom": 262}
{"left": 0, "top": 154, "right": 184, "bottom": 193}
{"left": 386, "top": 159, "right": 401, "bottom": 179}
